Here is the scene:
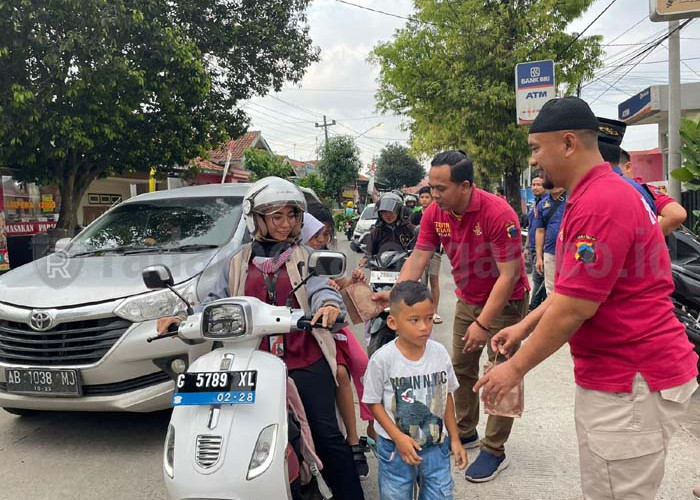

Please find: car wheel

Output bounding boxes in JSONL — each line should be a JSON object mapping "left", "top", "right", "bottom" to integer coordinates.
{"left": 3, "top": 407, "right": 40, "bottom": 417}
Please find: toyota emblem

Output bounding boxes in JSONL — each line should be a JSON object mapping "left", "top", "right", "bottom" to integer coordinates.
{"left": 29, "top": 310, "right": 56, "bottom": 332}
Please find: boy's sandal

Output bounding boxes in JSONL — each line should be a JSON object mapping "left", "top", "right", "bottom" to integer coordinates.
{"left": 351, "top": 443, "right": 370, "bottom": 478}
{"left": 433, "top": 314, "right": 443, "bottom": 324}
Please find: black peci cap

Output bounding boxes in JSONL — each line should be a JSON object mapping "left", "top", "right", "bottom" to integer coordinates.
{"left": 597, "top": 116, "right": 626, "bottom": 146}
{"left": 529, "top": 96, "right": 599, "bottom": 134}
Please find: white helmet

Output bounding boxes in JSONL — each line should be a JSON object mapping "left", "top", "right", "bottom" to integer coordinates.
{"left": 242, "top": 177, "right": 307, "bottom": 240}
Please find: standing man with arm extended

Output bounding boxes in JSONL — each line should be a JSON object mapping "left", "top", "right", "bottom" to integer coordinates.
{"left": 526, "top": 177, "right": 547, "bottom": 311}
{"left": 476, "top": 97, "right": 698, "bottom": 500}
{"left": 387, "top": 150, "right": 530, "bottom": 482}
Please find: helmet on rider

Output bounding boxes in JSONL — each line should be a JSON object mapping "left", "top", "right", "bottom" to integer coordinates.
{"left": 404, "top": 193, "right": 418, "bottom": 209}
{"left": 346, "top": 201, "right": 354, "bottom": 208}
{"left": 243, "top": 177, "right": 307, "bottom": 241}
{"left": 376, "top": 192, "right": 404, "bottom": 223}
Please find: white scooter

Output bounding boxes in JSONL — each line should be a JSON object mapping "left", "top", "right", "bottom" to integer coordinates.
{"left": 143, "top": 251, "right": 347, "bottom": 500}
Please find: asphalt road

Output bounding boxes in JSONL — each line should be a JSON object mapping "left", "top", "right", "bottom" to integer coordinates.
{"left": 1, "top": 238, "right": 699, "bottom": 500}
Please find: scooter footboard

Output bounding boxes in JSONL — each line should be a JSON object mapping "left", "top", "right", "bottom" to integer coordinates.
{"left": 165, "top": 349, "right": 292, "bottom": 500}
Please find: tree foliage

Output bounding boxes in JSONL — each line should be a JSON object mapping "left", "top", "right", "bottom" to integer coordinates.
{"left": 243, "top": 149, "right": 293, "bottom": 181}
{"left": 298, "top": 172, "right": 332, "bottom": 204}
{"left": 376, "top": 143, "right": 424, "bottom": 189}
{"left": 671, "top": 117, "right": 700, "bottom": 189}
{"left": 371, "top": 0, "right": 603, "bottom": 212}
{"left": 0, "top": 0, "right": 318, "bottom": 229}
{"left": 317, "top": 135, "right": 361, "bottom": 204}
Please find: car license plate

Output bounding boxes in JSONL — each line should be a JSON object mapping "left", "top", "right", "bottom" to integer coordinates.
{"left": 5, "top": 368, "right": 81, "bottom": 397}
{"left": 370, "top": 271, "right": 400, "bottom": 284}
{"left": 172, "top": 370, "right": 257, "bottom": 406}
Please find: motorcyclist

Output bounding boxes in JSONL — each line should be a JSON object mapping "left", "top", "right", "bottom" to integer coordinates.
{"left": 156, "top": 177, "right": 365, "bottom": 500}
{"left": 358, "top": 191, "right": 415, "bottom": 269}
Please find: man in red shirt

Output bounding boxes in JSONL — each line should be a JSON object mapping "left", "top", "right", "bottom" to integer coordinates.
{"left": 619, "top": 148, "right": 687, "bottom": 236}
{"left": 476, "top": 97, "right": 698, "bottom": 500}
{"left": 382, "top": 150, "right": 530, "bottom": 482}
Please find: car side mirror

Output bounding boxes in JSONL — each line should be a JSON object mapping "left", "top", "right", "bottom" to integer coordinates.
{"left": 142, "top": 265, "right": 175, "bottom": 289}
{"left": 54, "top": 238, "right": 71, "bottom": 253}
{"left": 308, "top": 251, "right": 346, "bottom": 279}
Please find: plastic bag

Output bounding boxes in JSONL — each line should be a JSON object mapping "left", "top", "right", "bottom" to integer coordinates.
{"left": 482, "top": 354, "right": 524, "bottom": 418}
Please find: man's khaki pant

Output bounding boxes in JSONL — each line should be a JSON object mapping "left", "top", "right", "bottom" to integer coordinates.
{"left": 543, "top": 252, "right": 556, "bottom": 296}
{"left": 575, "top": 373, "right": 697, "bottom": 500}
{"left": 452, "top": 296, "right": 527, "bottom": 455}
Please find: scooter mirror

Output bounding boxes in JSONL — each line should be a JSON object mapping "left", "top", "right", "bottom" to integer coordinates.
{"left": 308, "top": 251, "right": 346, "bottom": 278}
{"left": 142, "top": 265, "right": 175, "bottom": 289}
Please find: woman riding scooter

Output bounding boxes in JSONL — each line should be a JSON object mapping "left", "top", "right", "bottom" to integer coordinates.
{"left": 157, "top": 177, "right": 365, "bottom": 500}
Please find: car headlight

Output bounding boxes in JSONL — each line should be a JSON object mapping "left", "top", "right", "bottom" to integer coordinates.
{"left": 247, "top": 424, "right": 277, "bottom": 480}
{"left": 113, "top": 278, "right": 197, "bottom": 322}
{"left": 202, "top": 303, "right": 246, "bottom": 340}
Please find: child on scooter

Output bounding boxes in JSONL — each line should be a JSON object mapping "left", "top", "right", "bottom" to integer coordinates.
{"left": 302, "top": 206, "right": 373, "bottom": 478}
{"left": 362, "top": 281, "right": 467, "bottom": 499}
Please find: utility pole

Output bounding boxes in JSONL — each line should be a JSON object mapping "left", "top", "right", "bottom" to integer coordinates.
{"left": 668, "top": 20, "right": 682, "bottom": 201}
{"left": 315, "top": 115, "right": 336, "bottom": 154}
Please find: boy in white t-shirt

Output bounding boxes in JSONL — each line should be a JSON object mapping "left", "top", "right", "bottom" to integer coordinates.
{"left": 363, "top": 281, "right": 467, "bottom": 499}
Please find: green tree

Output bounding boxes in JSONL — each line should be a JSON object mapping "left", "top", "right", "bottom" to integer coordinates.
{"left": 671, "top": 117, "right": 700, "bottom": 189}
{"left": 371, "top": 0, "right": 603, "bottom": 213}
{"left": 317, "top": 135, "right": 362, "bottom": 204}
{"left": 0, "top": 0, "right": 318, "bottom": 230}
{"left": 243, "top": 149, "right": 293, "bottom": 181}
{"left": 376, "top": 143, "right": 424, "bottom": 189}
{"left": 298, "top": 172, "right": 332, "bottom": 204}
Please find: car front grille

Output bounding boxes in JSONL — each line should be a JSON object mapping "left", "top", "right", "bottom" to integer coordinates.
{"left": 196, "top": 435, "right": 223, "bottom": 468}
{"left": 0, "top": 317, "right": 132, "bottom": 366}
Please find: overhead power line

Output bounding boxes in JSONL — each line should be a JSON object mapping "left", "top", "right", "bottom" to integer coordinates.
{"left": 556, "top": 0, "right": 620, "bottom": 60}
{"left": 587, "top": 19, "right": 694, "bottom": 104}
{"left": 333, "top": 0, "right": 438, "bottom": 27}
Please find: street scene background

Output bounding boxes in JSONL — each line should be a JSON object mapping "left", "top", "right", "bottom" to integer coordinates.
{"left": 1, "top": 239, "right": 699, "bottom": 500}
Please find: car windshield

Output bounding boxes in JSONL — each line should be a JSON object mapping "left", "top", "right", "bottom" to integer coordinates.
{"left": 68, "top": 196, "right": 242, "bottom": 256}
{"left": 361, "top": 205, "right": 377, "bottom": 220}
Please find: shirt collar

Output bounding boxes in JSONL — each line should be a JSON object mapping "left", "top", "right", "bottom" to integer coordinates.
{"left": 464, "top": 187, "right": 482, "bottom": 213}
{"left": 567, "top": 162, "right": 612, "bottom": 206}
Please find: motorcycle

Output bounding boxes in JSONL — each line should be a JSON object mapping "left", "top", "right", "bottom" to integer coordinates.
{"left": 668, "top": 227, "right": 700, "bottom": 377}
{"left": 344, "top": 219, "right": 354, "bottom": 241}
{"left": 143, "top": 251, "right": 347, "bottom": 500}
{"left": 365, "top": 249, "right": 424, "bottom": 356}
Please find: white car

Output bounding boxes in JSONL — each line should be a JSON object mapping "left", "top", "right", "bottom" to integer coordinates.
{"left": 350, "top": 203, "right": 377, "bottom": 253}
{"left": 0, "top": 184, "right": 320, "bottom": 415}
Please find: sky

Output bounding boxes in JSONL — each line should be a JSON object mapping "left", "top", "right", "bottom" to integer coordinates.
{"left": 243, "top": 0, "right": 700, "bottom": 168}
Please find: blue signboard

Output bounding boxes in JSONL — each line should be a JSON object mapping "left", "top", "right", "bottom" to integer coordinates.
{"left": 515, "top": 60, "right": 556, "bottom": 125}
{"left": 618, "top": 87, "right": 652, "bottom": 122}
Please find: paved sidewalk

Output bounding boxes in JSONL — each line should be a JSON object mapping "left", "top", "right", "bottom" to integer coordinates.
{"left": 343, "top": 240, "right": 700, "bottom": 500}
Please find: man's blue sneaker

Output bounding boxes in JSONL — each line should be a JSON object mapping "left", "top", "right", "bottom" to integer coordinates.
{"left": 459, "top": 433, "right": 480, "bottom": 450}
{"left": 464, "top": 450, "right": 509, "bottom": 482}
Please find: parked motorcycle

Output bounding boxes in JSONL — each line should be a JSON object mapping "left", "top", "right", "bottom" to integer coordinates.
{"left": 143, "top": 251, "right": 347, "bottom": 500}
{"left": 668, "top": 227, "right": 700, "bottom": 377}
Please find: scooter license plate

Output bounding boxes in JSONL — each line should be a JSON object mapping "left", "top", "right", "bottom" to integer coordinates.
{"left": 370, "top": 271, "right": 400, "bottom": 284}
{"left": 172, "top": 370, "right": 257, "bottom": 406}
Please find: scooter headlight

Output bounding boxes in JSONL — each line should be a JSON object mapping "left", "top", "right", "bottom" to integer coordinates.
{"left": 247, "top": 424, "right": 277, "bottom": 480}
{"left": 164, "top": 424, "right": 175, "bottom": 478}
{"left": 202, "top": 303, "right": 246, "bottom": 340}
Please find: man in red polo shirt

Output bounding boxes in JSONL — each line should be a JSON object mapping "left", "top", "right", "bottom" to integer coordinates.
{"left": 476, "top": 97, "right": 698, "bottom": 500}
{"left": 385, "top": 150, "right": 529, "bottom": 482}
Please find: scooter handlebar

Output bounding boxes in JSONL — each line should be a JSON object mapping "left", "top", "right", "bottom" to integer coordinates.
{"left": 296, "top": 314, "right": 346, "bottom": 333}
